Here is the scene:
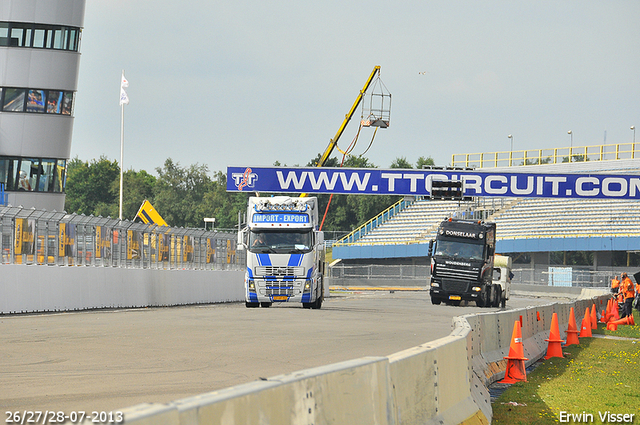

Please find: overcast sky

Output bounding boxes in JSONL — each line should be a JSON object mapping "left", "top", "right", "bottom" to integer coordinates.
{"left": 71, "top": 0, "right": 640, "bottom": 176}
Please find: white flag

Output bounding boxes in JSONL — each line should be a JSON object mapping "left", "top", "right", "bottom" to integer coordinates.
{"left": 120, "top": 71, "right": 129, "bottom": 105}
{"left": 120, "top": 86, "right": 129, "bottom": 105}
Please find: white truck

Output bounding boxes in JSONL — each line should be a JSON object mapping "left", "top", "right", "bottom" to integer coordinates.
{"left": 237, "top": 196, "right": 326, "bottom": 309}
{"left": 492, "top": 254, "right": 512, "bottom": 308}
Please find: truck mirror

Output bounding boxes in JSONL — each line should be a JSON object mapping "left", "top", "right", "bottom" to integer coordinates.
{"left": 316, "top": 231, "right": 324, "bottom": 247}
{"left": 237, "top": 227, "right": 247, "bottom": 250}
{"left": 428, "top": 240, "right": 434, "bottom": 256}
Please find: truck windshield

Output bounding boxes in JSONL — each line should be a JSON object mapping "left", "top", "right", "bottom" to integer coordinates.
{"left": 249, "top": 229, "right": 313, "bottom": 254}
{"left": 434, "top": 240, "right": 484, "bottom": 261}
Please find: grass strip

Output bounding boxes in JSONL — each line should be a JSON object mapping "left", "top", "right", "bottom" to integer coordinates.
{"left": 493, "top": 309, "right": 640, "bottom": 424}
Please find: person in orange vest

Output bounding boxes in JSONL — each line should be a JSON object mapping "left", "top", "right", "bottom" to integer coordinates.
{"left": 611, "top": 275, "right": 620, "bottom": 294}
{"left": 619, "top": 272, "right": 635, "bottom": 318}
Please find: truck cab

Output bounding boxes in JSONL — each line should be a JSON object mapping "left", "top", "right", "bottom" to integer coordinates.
{"left": 238, "top": 196, "right": 325, "bottom": 309}
{"left": 428, "top": 218, "right": 506, "bottom": 307}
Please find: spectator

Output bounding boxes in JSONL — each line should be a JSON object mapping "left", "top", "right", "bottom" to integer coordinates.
{"left": 611, "top": 275, "right": 620, "bottom": 294}
{"left": 619, "top": 272, "right": 635, "bottom": 318}
{"left": 18, "top": 171, "right": 31, "bottom": 191}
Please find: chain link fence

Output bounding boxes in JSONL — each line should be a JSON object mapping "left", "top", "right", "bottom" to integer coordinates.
{"left": 0, "top": 205, "right": 244, "bottom": 270}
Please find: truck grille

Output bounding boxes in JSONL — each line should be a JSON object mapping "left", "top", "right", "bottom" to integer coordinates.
{"left": 442, "top": 279, "right": 470, "bottom": 293}
{"left": 266, "top": 282, "right": 294, "bottom": 296}
{"left": 435, "top": 265, "right": 479, "bottom": 281}
{"left": 255, "top": 266, "right": 304, "bottom": 277}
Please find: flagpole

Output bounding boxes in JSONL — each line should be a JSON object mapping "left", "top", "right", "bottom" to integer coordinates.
{"left": 119, "top": 70, "right": 125, "bottom": 220}
{"left": 119, "top": 97, "right": 124, "bottom": 220}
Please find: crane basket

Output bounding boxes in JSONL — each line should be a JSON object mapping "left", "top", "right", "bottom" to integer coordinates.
{"left": 361, "top": 75, "right": 391, "bottom": 128}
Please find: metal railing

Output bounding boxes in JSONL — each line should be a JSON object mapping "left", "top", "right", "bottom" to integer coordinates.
{"left": 0, "top": 205, "right": 244, "bottom": 270}
{"left": 334, "top": 196, "right": 416, "bottom": 246}
{"left": 328, "top": 263, "right": 619, "bottom": 288}
{"left": 451, "top": 142, "right": 639, "bottom": 169}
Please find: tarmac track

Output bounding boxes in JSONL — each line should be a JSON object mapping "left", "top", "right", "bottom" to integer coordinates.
{"left": 0, "top": 290, "right": 564, "bottom": 414}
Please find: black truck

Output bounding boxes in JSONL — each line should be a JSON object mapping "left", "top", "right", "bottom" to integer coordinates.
{"left": 428, "top": 218, "right": 506, "bottom": 307}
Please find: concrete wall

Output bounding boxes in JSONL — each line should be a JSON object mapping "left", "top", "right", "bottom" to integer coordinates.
{"left": 0, "top": 265, "right": 245, "bottom": 314}
{"left": 115, "top": 288, "right": 609, "bottom": 425}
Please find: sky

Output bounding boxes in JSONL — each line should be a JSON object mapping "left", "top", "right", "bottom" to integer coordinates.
{"left": 71, "top": 0, "right": 640, "bottom": 176}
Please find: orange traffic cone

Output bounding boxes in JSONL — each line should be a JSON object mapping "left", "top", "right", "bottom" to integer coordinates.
{"left": 545, "top": 313, "right": 565, "bottom": 359}
{"left": 612, "top": 300, "right": 620, "bottom": 321}
{"left": 499, "top": 320, "right": 528, "bottom": 384}
{"left": 565, "top": 307, "right": 580, "bottom": 346}
{"left": 590, "top": 305, "right": 597, "bottom": 329}
{"left": 579, "top": 307, "right": 592, "bottom": 338}
{"left": 610, "top": 315, "right": 633, "bottom": 327}
{"left": 630, "top": 314, "right": 635, "bottom": 326}
{"left": 607, "top": 321, "right": 618, "bottom": 331}
{"left": 604, "top": 299, "right": 613, "bottom": 323}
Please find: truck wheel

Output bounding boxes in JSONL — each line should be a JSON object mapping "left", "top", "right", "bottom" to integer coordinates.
{"left": 431, "top": 297, "right": 441, "bottom": 305}
{"left": 245, "top": 302, "right": 259, "bottom": 308}
{"left": 492, "top": 286, "right": 501, "bottom": 307}
{"left": 260, "top": 302, "right": 272, "bottom": 308}
{"left": 476, "top": 292, "right": 487, "bottom": 307}
{"left": 311, "top": 297, "right": 323, "bottom": 309}
{"left": 302, "top": 303, "right": 312, "bottom": 309}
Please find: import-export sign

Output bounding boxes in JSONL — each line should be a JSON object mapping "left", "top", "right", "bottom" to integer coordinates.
{"left": 227, "top": 166, "right": 640, "bottom": 200}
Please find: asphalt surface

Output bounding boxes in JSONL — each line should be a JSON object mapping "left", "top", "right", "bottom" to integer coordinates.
{"left": 0, "top": 290, "right": 561, "bottom": 414}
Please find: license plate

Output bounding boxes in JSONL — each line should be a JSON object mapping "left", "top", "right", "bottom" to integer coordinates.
{"left": 449, "top": 295, "right": 461, "bottom": 301}
{"left": 272, "top": 295, "right": 288, "bottom": 301}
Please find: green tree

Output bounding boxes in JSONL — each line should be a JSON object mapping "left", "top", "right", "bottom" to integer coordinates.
{"left": 197, "top": 171, "right": 250, "bottom": 230}
{"left": 112, "top": 169, "right": 156, "bottom": 221}
{"left": 416, "top": 156, "right": 435, "bottom": 169}
{"left": 390, "top": 157, "right": 412, "bottom": 169}
{"left": 64, "top": 156, "right": 120, "bottom": 216}
{"left": 153, "top": 158, "right": 213, "bottom": 227}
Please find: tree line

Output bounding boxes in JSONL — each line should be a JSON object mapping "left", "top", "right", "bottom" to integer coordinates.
{"left": 64, "top": 154, "right": 434, "bottom": 234}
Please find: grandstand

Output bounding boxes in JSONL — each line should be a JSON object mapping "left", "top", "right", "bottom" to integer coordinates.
{"left": 331, "top": 152, "right": 640, "bottom": 273}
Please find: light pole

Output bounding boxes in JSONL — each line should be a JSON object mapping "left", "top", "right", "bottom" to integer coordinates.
{"left": 632, "top": 126, "right": 636, "bottom": 143}
{"left": 508, "top": 134, "right": 513, "bottom": 166}
{"left": 567, "top": 130, "right": 573, "bottom": 161}
{"left": 632, "top": 126, "right": 636, "bottom": 159}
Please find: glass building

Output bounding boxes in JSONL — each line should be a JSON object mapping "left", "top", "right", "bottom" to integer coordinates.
{"left": 0, "top": 1, "right": 86, "bottom": 211}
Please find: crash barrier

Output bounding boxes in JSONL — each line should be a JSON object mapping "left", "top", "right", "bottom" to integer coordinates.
{"left": 0, "top": 264, "right": 245, "bottom": 314}
{"left": 0, "top": 205, "right": 244, "bottom": 270}
{"left": 116, "top": 289, "right": 609, "bottom": 425}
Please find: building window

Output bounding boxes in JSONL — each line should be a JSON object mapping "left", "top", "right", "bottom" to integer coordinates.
{"left": 0, "top": 157, "right": 67, "bottom": 193}
{"left": 0, "top": 87, "right": 74, "bottom": 115}
{"left": 0, "top": 21, "right": 81, "bottom": 51}
{"left": 3, "top": 88, "right": 25, "bottom": 112}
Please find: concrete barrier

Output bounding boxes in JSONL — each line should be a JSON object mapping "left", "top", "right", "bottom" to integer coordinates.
{"left": 107, "top": 293, "right": 611, "bottom": 425}
{"left": 0, "top": 265, "right": 245, "bottom": 314}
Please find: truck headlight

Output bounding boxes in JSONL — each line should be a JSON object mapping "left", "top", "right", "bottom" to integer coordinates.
{"left": 430, "top": 282, "right": 440, "bottom": 288}
{"left": 248, "top": 280, "right": 256, "bottom": 292}
{"left": 472, "top": 286, "right": 481, "bottom": 292}
{"left": 304, "top": 280, "right": 312, "bottom": 292}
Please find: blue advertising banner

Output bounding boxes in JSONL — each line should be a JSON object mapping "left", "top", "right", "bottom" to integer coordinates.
{"left": 227, "top": 166, "right": 640, "bottom": 200}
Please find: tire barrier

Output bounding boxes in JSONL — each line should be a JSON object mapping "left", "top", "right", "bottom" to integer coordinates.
{"left": 114, "top": 288, "right": 609, "bottom": 425}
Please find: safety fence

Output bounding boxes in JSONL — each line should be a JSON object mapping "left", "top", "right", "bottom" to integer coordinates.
{"left": 0, "top": 205, "right": 244, "bottom": 270}
{"left": 328, "top": 263, "right": 619, "bottom": 287}
{"left": 451, "top": 142, "right": 639, "bottom": 169}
